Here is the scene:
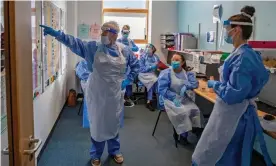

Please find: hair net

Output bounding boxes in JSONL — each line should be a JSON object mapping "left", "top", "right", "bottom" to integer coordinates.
{"left": 102, "top": 21, "right": 120, "bottom": 34}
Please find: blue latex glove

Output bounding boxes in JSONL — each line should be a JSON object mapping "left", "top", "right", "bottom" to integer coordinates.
{"left": 207, "top": 80, "right": 218, "bottom": 88}
{"left": 173, "top": 98, "right": 181, "bottom": 107}
{"left": 180, "top": 85, "right": 187, "bottom": 97}
{"left": 151, "top": 64, "right": 157, "bottom": 70}
{"left": 40, "top": 25, "right": 61, "bottom": 37}
{"left": 121, "top": 79, "right": 131, "bottom": 90}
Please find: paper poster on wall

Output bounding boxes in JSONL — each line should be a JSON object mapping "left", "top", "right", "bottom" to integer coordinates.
{"left": 207, "top": 31, "right": 216, "bottom": 44}
{"left": 78, "top": 23, "right": 90, "bottom": 39}
{"left": 42, "top": 1, "right": 61, "bottom": 89}
{"left": 60, "top": 9, "right": 67, "bottom": 74}
{"left": 90, "top": 23, "right": 101, "bottom": 41}
{"left": 32, "top": 1, "right": 42, "bottom": 99}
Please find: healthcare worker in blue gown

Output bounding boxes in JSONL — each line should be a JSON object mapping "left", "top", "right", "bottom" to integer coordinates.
{"left": 75, "top": 60, "right": 90, "bottom": 128}
{"left": 41, "top": 20, "right": 139, "bottom": 166}
{"left": 117, "top": 25, "right": 139, "bottom": 107}
{"left": 158, "top": 53, "right": 202, "bottom": 142}
{"left": 139, "top": 43, "right": 160, "bottom": 111}
{"left": 75, "top": 60, "right": 125, "bottom": 129}
{"left": 192, "top": 6, "right": 273, "bottom": 166}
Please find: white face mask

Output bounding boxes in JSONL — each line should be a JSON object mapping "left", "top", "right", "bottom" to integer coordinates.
{"left": 101, "top": 35, "right": 110, "bottom": 45}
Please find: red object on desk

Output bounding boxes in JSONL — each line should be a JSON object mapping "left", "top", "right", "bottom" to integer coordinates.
{"left": 248, "top": 41, "right": 276, "bottom": 49}
{"left": 158, "top": 61, "right": 169, "bottom": 70}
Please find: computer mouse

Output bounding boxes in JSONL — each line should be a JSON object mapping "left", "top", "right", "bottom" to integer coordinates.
{"left": 263, "top": 114, "right": 275, "bottom": 121}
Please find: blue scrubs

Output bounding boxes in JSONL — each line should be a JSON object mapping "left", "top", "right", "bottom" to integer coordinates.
{"left": 117, "top": 37, "right": 139, "bottom": 98}
{"left": 192, "top": 44, "right": 272, "bottom": 166}
{"left": 56, "top": 32, "right": 140, "bottom": 160}
{"left": 139, "top": 53, "right": 160, "bottom": 100}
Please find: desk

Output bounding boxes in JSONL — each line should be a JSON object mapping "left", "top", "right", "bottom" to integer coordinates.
{"left": 194, "top": 79, "right": 276, "bottom": 139}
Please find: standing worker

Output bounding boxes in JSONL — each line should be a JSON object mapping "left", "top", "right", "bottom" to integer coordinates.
{"left": 117, "top": 25, "right": 139, "bottom": 107}
{"left": 41, "top": 21, "right": 140, "bottom": 166}
{"left": 158, "top": 53, "right": 201, "bottom": 142}
{"left": 139, "top": 43, "right": 160, "bottom": 111}
{"left": 192, "top": 6, "right": 273, "bottom": 166}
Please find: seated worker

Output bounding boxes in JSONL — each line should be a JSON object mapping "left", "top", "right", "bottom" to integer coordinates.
{"left": 158, "top": 53, "right": 202, "bottom": 143}
{"left": 138, "top": 43, "right": 160, "bottom": 111}
{"left": 117, "top": 25, "right": 139, "bottom": 107}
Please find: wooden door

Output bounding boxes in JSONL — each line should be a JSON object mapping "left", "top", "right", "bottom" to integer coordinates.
{"left": 2, "top": 1, "right": 40, "bottom": 166}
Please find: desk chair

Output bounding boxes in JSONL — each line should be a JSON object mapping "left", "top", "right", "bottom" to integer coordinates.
{"left": 151, "top": 93, "right": 178, "bottom": 148}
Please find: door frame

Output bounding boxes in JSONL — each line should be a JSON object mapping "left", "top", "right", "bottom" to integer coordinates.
{"left": 4, "top": 1, "right": 15, "bottom": 165}
{"left": 4, "top": 1, "right": 35, "bottom": 166}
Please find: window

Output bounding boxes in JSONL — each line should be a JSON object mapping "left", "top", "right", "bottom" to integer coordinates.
{"left": 102, "top": 0, "right": 149, "bottom": 44}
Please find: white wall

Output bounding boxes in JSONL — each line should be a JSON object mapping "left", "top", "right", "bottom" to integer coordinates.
{"left": 151, "top": 1, "right": 178, "bottom": 63}
{"left": 34, "top": 1, "right": 70, "bottom": 158}
{"left": 75, "top": 1, "right": 102, "bottom": 92}
{"left": 75, "top": 1, "right": 102, "bottom": 62}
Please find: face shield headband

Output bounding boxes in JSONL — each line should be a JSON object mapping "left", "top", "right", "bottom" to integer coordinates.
{"left": 223, "top": 20, "right": 253, "bottom": 28}
{"left": 101, "top": 26, "right": 118, "bottom": 34}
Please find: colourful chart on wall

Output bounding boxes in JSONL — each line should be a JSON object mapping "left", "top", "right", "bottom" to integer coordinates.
{"left": 42, "top": 1, "right": 61, "bottom": 89}
{"left": 32, "top": 1, "right": 43, "bottom": 99}
{"left": 90, "top": 23, "right": 101, "bottom": 41}
{"left": 60, "top": 9, "right": 67, "bottom": 74}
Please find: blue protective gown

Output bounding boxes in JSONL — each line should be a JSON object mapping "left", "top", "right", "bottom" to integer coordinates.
{"left": 192, "top": 44, "right": 272, "bottom": 166}
{"left": 75, "top": 60, "right": 90, "bottom": 128}
{"left": 139, "top": 53, "right": 160, "bottom": 100}
{"left": 117, "top": 37, "right": 139, "bottom": 52}
{"left": 56, "top": 32, "right": 140, "bottom": 160}
{"left": 117, "top": 37, "right": 139, "bottom": 98}
{"left": 158, "top": 68, "right": 198, "bottom": 110}
{"left": 76, "top": 60, "right": 90, "bottom": 81}
{"left": 56, "top": 32, "right": 139, "bottom": 82}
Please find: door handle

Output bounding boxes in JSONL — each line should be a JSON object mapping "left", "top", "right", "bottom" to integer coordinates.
{"left": 23, "top": 138, "right": 42, "bottom": 155}
{"left": 1, "top": 147, "right": 9, "bottom": 155}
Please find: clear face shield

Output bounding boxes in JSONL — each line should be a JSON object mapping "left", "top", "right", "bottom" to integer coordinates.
{"left": 145, "top": 43, "right": 155, "bottom": 55}
{"left": 219, "top": 20, "right": 253, "bottom": 46}
{"left": 101, "top": 26, "right": 118, "bottom": 45}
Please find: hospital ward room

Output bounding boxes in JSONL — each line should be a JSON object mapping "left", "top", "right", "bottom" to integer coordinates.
{"left": 1, "top": 1, "right": 276, "bottom": 166}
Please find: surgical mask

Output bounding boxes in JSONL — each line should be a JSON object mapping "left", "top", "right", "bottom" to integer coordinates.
{"left": 171, "top": 61, "right": 181, "bottom": 69}
{"left": 101, "top": 35, "right": 110, "bottom": 45}
{"left": 224, "top": 29, "right": 234, "bottom": 44}
{"left": 145, "top": 48, "right": 152, "bottom": 54}
{"left": 122, "top": 34, "right": 129, "bottom": 38}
